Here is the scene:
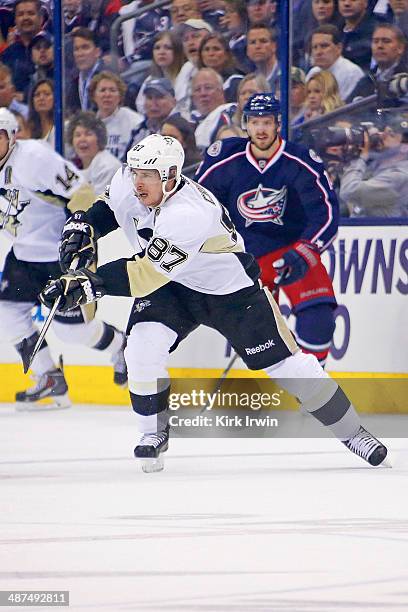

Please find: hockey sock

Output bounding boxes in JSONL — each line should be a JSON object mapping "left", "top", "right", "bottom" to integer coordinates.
{"left": 92, "top": 322, "right": 123, "bottom": 356}
{"left": 294, "top": 304, "right": 335, "bottom": 367}
{"left": 130, "top": 384, "right": 171, "bottom": 434}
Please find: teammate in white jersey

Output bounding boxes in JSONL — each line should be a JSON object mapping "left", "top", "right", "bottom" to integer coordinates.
{"left": 0, "top": 108, "right": 127, "bottom": 410}
{"left": 40, "top": 134, "right": 388, "bottom": 471}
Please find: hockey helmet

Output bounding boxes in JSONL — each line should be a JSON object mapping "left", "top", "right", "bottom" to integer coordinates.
{"left": 242, "top": 93, "right": 281, "bottom": 130}
{"left": 0, "top": 108, "right": 18, "bottom": 157}
{"left": 127, "top": 133, "right": 184, "bottom": 187}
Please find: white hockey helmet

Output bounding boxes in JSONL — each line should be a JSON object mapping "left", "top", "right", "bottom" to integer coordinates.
{"left": 0, "top": 108, "right": 18, "bottom": 159}
{"left": 127, "top": 134, "right": 185, "bottom": 202}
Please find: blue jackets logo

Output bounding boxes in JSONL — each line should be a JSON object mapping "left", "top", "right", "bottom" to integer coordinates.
{"left": 237, "top": 184, "right": 287, "bottom": 226}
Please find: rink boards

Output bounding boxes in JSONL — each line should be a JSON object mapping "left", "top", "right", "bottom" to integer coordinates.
{"left": 0, "top": 223, "right": 407, "bottom": 409}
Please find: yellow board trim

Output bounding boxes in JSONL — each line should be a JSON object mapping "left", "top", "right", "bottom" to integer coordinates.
{"left": 0, "top": 363, "right": 407, "bottom": 413}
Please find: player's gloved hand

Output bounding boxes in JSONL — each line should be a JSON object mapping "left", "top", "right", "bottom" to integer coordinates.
{"left": 59, "top": 211, "right": 97, "bottom": 273}
{"left": 39, "top": 269, "right": 106, "bottom": 311}
{"left": 273, "top": 241, "right": 320, "bottom": 287}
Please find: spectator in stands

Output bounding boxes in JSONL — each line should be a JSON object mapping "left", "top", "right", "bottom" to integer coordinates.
{"left": 130, "top": 78, "right": 178, "bottom": 145}
{"left": 63, "top": 0, "right": 93, "bottom": 34}
{"left": 290, "top": 67, "right": 308, "bottom": 122}
{"left": 0, "top": 4, "right": 14, "bottom": 55}
{"left": 387, "top": 0, "right": 408, "bottom": 40}
{"left": 90, "top": 70, "right": 144, "bottom": 162}
{"left": 127, "top": 0, "right": 171, "bottom": 63}
{"left": 340, "top": 115, "right": 408, "bottom": 216}
{"left": 293, "top": 70, "right": 344, "bottom": 124}
{"left": 170, "top": 0, "right": 201, "bottom": 25}
{"left": 176, "top": 19, "right": 213, "bottom": 114}
{"left": 12, "top": 110, "right": 32, "bottom": 138}
{"left": 312, "top": 0, "right": 342, "bottom": 27}
{"left": 66, "top": 28, "right": 105, "bottom": 115}
{"left": 211, "top": 71, "right": 271, "bottom": 137}
{"left": 295, "top": 0, "right": 343, "bottom": 67}
{"left": 246, "top": 24, "right": 280, "bottom": 90}
{"left": 136, "top": 31, "right": 186, "bottom": 113}
{"left": 275, "top": 66, "right": 308, "bottom": 122}
{"left": 0, "top": 0, "right": 43, "bottom": 99}
{"left": 339, "top": 0, "right": 380, "bottom": 70}
{"left": 191, "top": 67, "right": 235, "bottom": 149}
{"left": 198, "top": 32, "right": 243, "bottom": 101}
{"left": 0, "top": 62, "right": 28, "bottom": 118}
{"left": 214, "top": 123, "right": 243, "bottom": 138}
{"left": 67, "top": 111, "right": 121, "bottom": 194}
{"left": 307, "top": 24, "right": 365, "bottom": 100}
{"left": 191, "top": 67, "right": 227, "bottom": 121}
{"left": 27, "top": 77, "right": 54, "bottom": 145}
{"left": 219, "top": 0, "right": 251, "bottom": 72}
{"left": 247, "top": 0, "right": 278, "bottom": 28}
{"left": 28, "top": 30, "right": 53, "bottom": 91}
{"left": 197, "top": 0, "right": 226, "bottom": 29}
{"left": 160, "top": 114, "right": 202, "bottom": 171}
{"left": 347, "top": 24, "right": 407, "bottom": 100}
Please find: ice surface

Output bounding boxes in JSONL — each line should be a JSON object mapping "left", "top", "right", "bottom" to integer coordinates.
{"left": 0, "top": 404, "right": 407, "bottom": 611}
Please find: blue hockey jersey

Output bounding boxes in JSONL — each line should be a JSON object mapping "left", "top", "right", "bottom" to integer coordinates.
{"left": 196, "top": 137, "right": 339, "bottom": 257}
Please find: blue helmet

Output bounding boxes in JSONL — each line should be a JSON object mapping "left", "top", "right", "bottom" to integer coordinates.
{"left": 243, "top": 93, "right": 281, "bottom": 118}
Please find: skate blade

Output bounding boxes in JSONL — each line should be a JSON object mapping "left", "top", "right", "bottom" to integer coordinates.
{"left": 16, "top": 394, "right": 71, "bottom": 412}
{"left": 379, "top": 455, "right": 393, "bottom": 468}
{"left": 140, "top": 455, "right": 165, "bottom": 473}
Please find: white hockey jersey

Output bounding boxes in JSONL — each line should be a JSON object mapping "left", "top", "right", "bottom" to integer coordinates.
{"left": 102, "top": 166, "right": 257, "bottom": 296}
{"left": 100, "top": 107, "right": 144, "bottom": 162}
{"left": 0, "top": 140, "right": 87, "bottom": 262}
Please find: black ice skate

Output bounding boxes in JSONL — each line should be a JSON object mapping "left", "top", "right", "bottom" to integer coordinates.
{"left": 343, "top": 426, "right": 388, "bottom": 467}
{"left": 112, "top": 334, "right": 128, "bottom": 387}
{"left": 134, "top": 427, "right": 169, "bottom": 473}
{"left": 15, "top": 367, "right": 70, "bottom": 411}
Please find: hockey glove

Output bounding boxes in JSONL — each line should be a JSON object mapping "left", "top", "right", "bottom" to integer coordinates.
{"left": 39, "top": 269, "right": 106, "bottom": 312}
{"left": 60, "top": 211, "right": 97, "bottom": 273}
{"left": 273, "top": 241, "right": 320, "bottom": 287}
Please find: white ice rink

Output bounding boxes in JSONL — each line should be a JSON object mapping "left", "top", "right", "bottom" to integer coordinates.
{"left": 1, "top": 404, "right": 408, "bottom": 612}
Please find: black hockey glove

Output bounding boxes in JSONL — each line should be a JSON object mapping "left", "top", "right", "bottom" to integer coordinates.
{"left": 39, "top": 269, "right": 106, "bottom": 312}
{"left": 60, "top": 211, "right": 97, "bottom": 273}
{"left": 273, "top": 241, "right": 320, "bottom": 287}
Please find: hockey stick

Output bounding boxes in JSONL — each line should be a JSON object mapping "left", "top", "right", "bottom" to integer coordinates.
{"left": 199, "top": 284, "right": 281, "bottom": 414}
{"left": 21, "top": 257, "right": 80, "bottom": 374}
{"left": 200, "top": 351, "right": 239, "bottom": 413}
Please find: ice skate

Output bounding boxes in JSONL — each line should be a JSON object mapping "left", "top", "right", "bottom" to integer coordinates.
{"left": 343, "top": 426, "right": 389, "bottom": 467}
{"left": 15, "top": 366, "right": 71, "bottom": 411}
{"left": 134, "top": 427, "right": 169, "bottom": 473}
{"left": 112, "top": 334, "right": 128, "bottom": 387}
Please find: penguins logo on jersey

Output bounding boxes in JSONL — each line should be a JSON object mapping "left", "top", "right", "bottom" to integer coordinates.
{"left": 134, "top": 299, "right": 151, "bottom": 313}
{"left": 0, "top": 188, "right": 30, "bottom": 234}
{"left": 237, "top": 184, "right": 287, "bottom": 226}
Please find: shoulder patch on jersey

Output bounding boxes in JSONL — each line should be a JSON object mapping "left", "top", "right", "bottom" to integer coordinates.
{"left": 207, "top": 140, "right": 222, "bottom": 157}
{"left": 309, "top": 149, "right": 323, "bottom": 163}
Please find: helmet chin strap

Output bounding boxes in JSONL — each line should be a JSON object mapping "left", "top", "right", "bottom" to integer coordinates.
{"left": 0, "top": 139, "right": 16, "bottom": 170}
{"left": 158, "top": 177, "right": 179, "bottom": 207}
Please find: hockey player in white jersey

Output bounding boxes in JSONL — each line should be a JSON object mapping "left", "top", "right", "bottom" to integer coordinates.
{"left": 0, "top": 108, "right": 127, "bottom": 410}
{"left": 40, "top": 133, "right": 388, "bottom": 471}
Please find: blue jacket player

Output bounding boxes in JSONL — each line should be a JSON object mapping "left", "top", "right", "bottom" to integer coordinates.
{"left": 196, "top": 93, "right": 339, "bottom": 366}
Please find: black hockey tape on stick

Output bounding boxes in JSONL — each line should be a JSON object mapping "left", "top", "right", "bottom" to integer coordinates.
{"left": 21, "top": 257, "right": 80, "bottom": 374}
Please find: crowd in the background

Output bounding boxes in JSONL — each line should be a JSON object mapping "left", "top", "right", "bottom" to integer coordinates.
{"left": 1, "top": 0, "right": 408, "bottom": 216}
